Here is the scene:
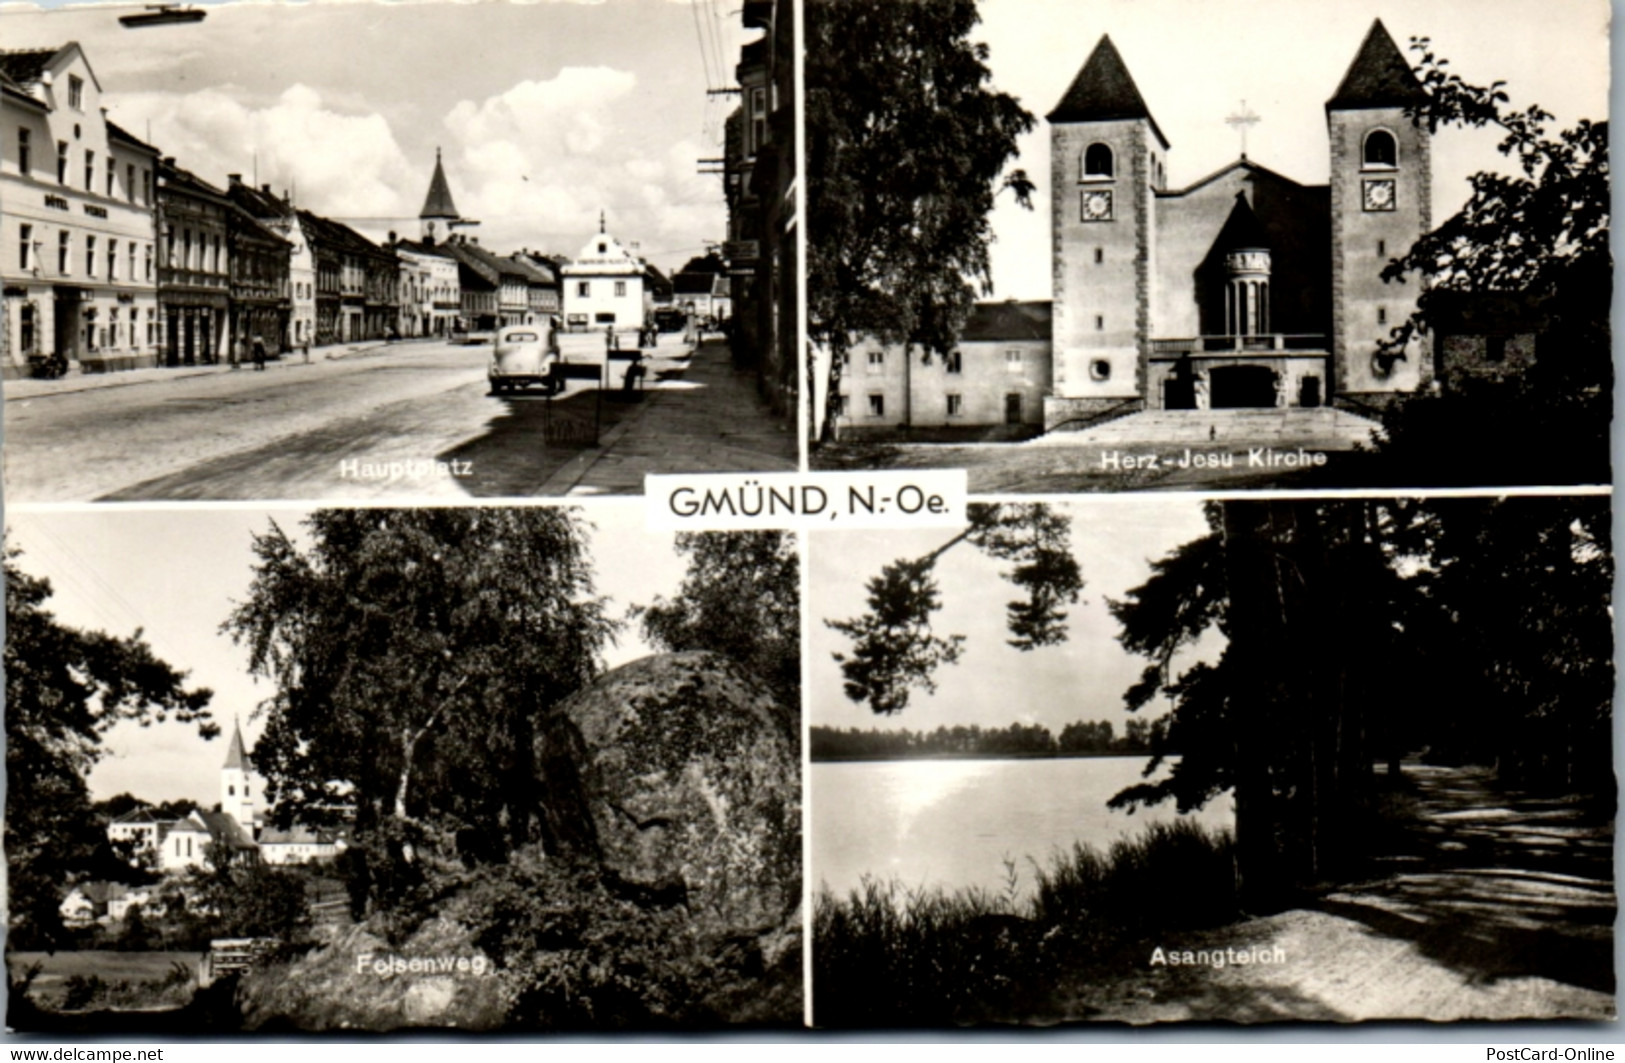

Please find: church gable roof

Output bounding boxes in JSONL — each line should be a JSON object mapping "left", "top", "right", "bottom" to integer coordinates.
{"left": 1047, "top": 35, "right": 1169, "bottom": 149}
{"left": 1327, "top": 19, "right": 1427, "bottom": 111}
{"left": 420, "top": 148, "right": 460, "bottom": 221}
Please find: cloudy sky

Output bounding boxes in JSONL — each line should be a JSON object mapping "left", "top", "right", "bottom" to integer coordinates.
{"left": 7, "top": 502, "right": 695, "bottom": 804}
{"left": 0, "top": 0, "right": 748, "bottom": 271}
{"left": 808, "top": 499, "right": 1224, "bottom": 736}
{"left": 965, "top": 0, "right": 1611, "bottom": 299}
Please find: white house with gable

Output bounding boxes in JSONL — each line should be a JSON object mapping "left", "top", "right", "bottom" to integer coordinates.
{"left": 560, "top": 215, "right": 644, "bottom": 332}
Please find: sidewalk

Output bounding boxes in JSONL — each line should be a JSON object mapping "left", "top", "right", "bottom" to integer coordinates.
{"left": 540, "top": 334, "right": 797, "bottom": 495}
{"left": 3, "top": 341, "right": 392, "bottom": 402}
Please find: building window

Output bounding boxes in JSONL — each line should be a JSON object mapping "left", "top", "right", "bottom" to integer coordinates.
{"left": 1095, "top": 315, "right": 1105, "bottom": 331}
{"left": 1363, "top": 129, "right": 1398, "bottom": 169}
{"left": 947, "top": 394, "right": 963, "bottom": 416}
{"left": 1090, "top": 358, "right": 1112, "bottom": 381}
{"left": 182, "top": 229, "right": 192, "bottom": 271}
{"left": 1094, "top": 247, "right": 1104, "bottom": 264}
{"left": 577, "top": 281, "right": 590, "bottom": 298}
{"left": 128, "top": 242, "right": 136, "bottom": 280}
{"left": 1083, "top": 142, "right": 1114, "bottom": 180}
{"left": 750, "top": 86, "right": 769, "bottom": 155}
{"left": 142, "top": 169, "right": 151, "bottom": 204}
{"left": 18, "top": 224, "right": 31, "bottom": 270}
{"left": 126, "top": 163, "right": 135, "bottom": 202}
{"left": 145, "top": 243, "right": 154, "bottom": 280}
{"left": 56, "top": 141, "right": 67, "bottom": 183}
{"left": 108, "top": 238, "right": 118, "bottom": 280}
{"left": 85, "top": 235, "right": 95, "bottom": 277}
{"left": 84, "top": 149, "right": 93, "bottom": 191}
{"left": 68, "top": 75, "right": 83, "bottom": 110}
{"left": 17, "top": 128, "right": 29, "bottom": 176}
{"left": 1377, "top": 239, "right": 1386, "bottom": 257}
{"left": 106, "top": 156, "right": 115, "bottom": 196}
{"left": 868, "top": 393, "right": 885, "bottom": 417}
{"left": 614, "top": 280, "right": 626, "bottom": 297}
{"left": 866, "top": 349, "right": 884, "bottom": 375}
{"left": 1377, "top": 307, "right": 1387, "bottom": 326}
{"left": 147, "top": 308, "right": 156, "bottom": 345}
{"left": 58, "top": 231, "right": 69, "bottom": 273}
{"left": 1005, "top": 349, "right": 1023, "bottom": 372}
{"left": 945, "top": 350, "right": 962, "bottom": 374}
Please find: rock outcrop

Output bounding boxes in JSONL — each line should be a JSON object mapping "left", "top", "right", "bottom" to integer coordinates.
{"left": 536, "top": 650, "right": 802, "bottom": 938}
{"left": 238, "top": 651, "right": 802, "bottom": 1030}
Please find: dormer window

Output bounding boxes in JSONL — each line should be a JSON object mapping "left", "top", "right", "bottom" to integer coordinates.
{"left": 68, "top": 75, "right": 83, "bottom": 111}
{"left": 1362, "top": 129, "right": 1397, "bottom": 170}
{"left": 1082, "top": 143, "right": 1114, "bottom": 181}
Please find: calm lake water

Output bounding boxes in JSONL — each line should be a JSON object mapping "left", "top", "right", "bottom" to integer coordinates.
{"left": 811, "top": 756, "right": 1235, "bottom": 900}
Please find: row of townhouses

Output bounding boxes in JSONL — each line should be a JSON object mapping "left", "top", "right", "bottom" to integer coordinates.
{"left": 1, "top": 42, "right": 679, "bottom": 379}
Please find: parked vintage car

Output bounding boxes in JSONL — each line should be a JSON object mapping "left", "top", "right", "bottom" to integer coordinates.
{"left": 488, "top": 323, "right": 561, "bottom": 395}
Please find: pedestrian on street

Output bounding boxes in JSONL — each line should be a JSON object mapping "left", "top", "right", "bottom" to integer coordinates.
{"left": 252, "top": 334, "right": 267, "bottom": 372}
{"left": 231, "top": 334, "right": 244, "bottom": 370}
{"left": 605, "top": 325, "right": 617, "bottom": 353}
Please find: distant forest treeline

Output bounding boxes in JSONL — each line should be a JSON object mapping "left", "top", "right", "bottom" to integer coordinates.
{"left": 810, "top": 718, "right": 1157, "bottom": 761}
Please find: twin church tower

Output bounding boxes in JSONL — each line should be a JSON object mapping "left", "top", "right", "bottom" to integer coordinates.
{"left": 1044, "top": 19, "right": 1430, "bottom": 426}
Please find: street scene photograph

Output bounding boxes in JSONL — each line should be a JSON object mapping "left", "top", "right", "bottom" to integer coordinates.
{"left": 6, "top": 505, "right": 803, "bottom": 1032}
{"left": 805, "top": 0, "right": 1610, "bottom": 492}
{"left": 0, "top": 0, "right": 796, "bottom": 501}
{"left": 808, "top": 496, "right": 1614, "bottom": 1025}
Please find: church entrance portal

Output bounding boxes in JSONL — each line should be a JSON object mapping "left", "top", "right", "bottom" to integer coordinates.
{"left": 1209, "top": 364, "right": 1278, "bottom": 409}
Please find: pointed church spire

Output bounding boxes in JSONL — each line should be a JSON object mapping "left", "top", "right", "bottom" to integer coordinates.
{"left": 1048, "top": 34, "right": 1169, "bottom": 149}
{"left": 419, "top": 147, "right": 461, "bottom": 221}
{"left": 1327, "top": 19, "right": 1428, "bottom": 111}
{"left": 224, "top": 717, "right": 250, "bottom": 771}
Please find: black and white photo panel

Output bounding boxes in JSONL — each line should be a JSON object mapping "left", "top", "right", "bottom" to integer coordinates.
{"left": 808, "top": 495, "right": 1614, "bottom": 1025}
{"left": 803, "top": 0, "right": 1610, "bottom": 494}
{"left": 1, "top": 0, "right": 797, "bottom": 503}
{"left": 5, "top": 505, "right": 802, "bottom": 1032}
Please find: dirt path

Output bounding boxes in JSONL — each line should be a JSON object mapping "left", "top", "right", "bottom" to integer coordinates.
{"left": 1053, "top": 764, "right": 1615, "bottom": 1023}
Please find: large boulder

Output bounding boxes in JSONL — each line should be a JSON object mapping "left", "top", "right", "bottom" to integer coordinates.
{"left": 535, "top": 651, "right": 801, "bottom": 938}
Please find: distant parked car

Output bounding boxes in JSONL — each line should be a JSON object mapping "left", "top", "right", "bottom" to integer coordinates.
{"left": 653, "top": 308, "right": 687, "bottom": 333}
{"left": 489, "top": 324, "right": 560, "bottom": 395}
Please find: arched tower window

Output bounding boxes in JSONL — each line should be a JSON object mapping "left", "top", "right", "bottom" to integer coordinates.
{"left": 1082, "top": 143, "right": 1114, "bottom": 181}
{"left": 1363, "top": 129, "right": 1397, "bottom": 169}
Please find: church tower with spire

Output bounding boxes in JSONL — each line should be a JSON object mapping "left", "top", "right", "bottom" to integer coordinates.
{"left": 220, "top": 719, "right": 261, "bottom": 835}
{"left": 1046, "top": 35, "right": 1170, "bottom": 419}
{"left": 1327, "top": 19, "right": 1432, "bottom": 399}
{"left": 419, "top": 147, "right": 462, "bottom": 244}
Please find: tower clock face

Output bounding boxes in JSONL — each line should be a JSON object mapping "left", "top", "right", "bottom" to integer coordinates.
{"left": 1362, "top": 178, "right": 1396, "bottom": 212}
{"left": 1081, "top": 189, "right": 1113, "bottom": 222}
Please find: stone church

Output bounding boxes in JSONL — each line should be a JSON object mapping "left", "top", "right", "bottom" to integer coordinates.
{"left": 835, "top": 19, "right": 1436, "bottom": 436}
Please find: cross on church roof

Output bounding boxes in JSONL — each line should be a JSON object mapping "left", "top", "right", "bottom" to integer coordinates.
{"left": 1226, "top": 100, "right": 1261, "bottom": 159}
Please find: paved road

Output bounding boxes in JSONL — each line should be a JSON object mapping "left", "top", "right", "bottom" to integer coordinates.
{"left": 3, "top": 334, "right": 793, "bottom": 502}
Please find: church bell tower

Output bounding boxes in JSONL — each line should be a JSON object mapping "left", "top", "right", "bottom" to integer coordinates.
{"left": 1046, "top": 35, "right": 1169, "bottom": 419}
{"left": 1327, "top": 19, "right": 1432, "bottom": 399}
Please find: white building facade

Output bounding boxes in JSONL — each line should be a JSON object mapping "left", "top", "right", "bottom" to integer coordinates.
{"left": 560, "top": 223, "right": 644, "bottom": 332}
{"left": 1, "top": 44, "right": 160, "bottom": 377}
